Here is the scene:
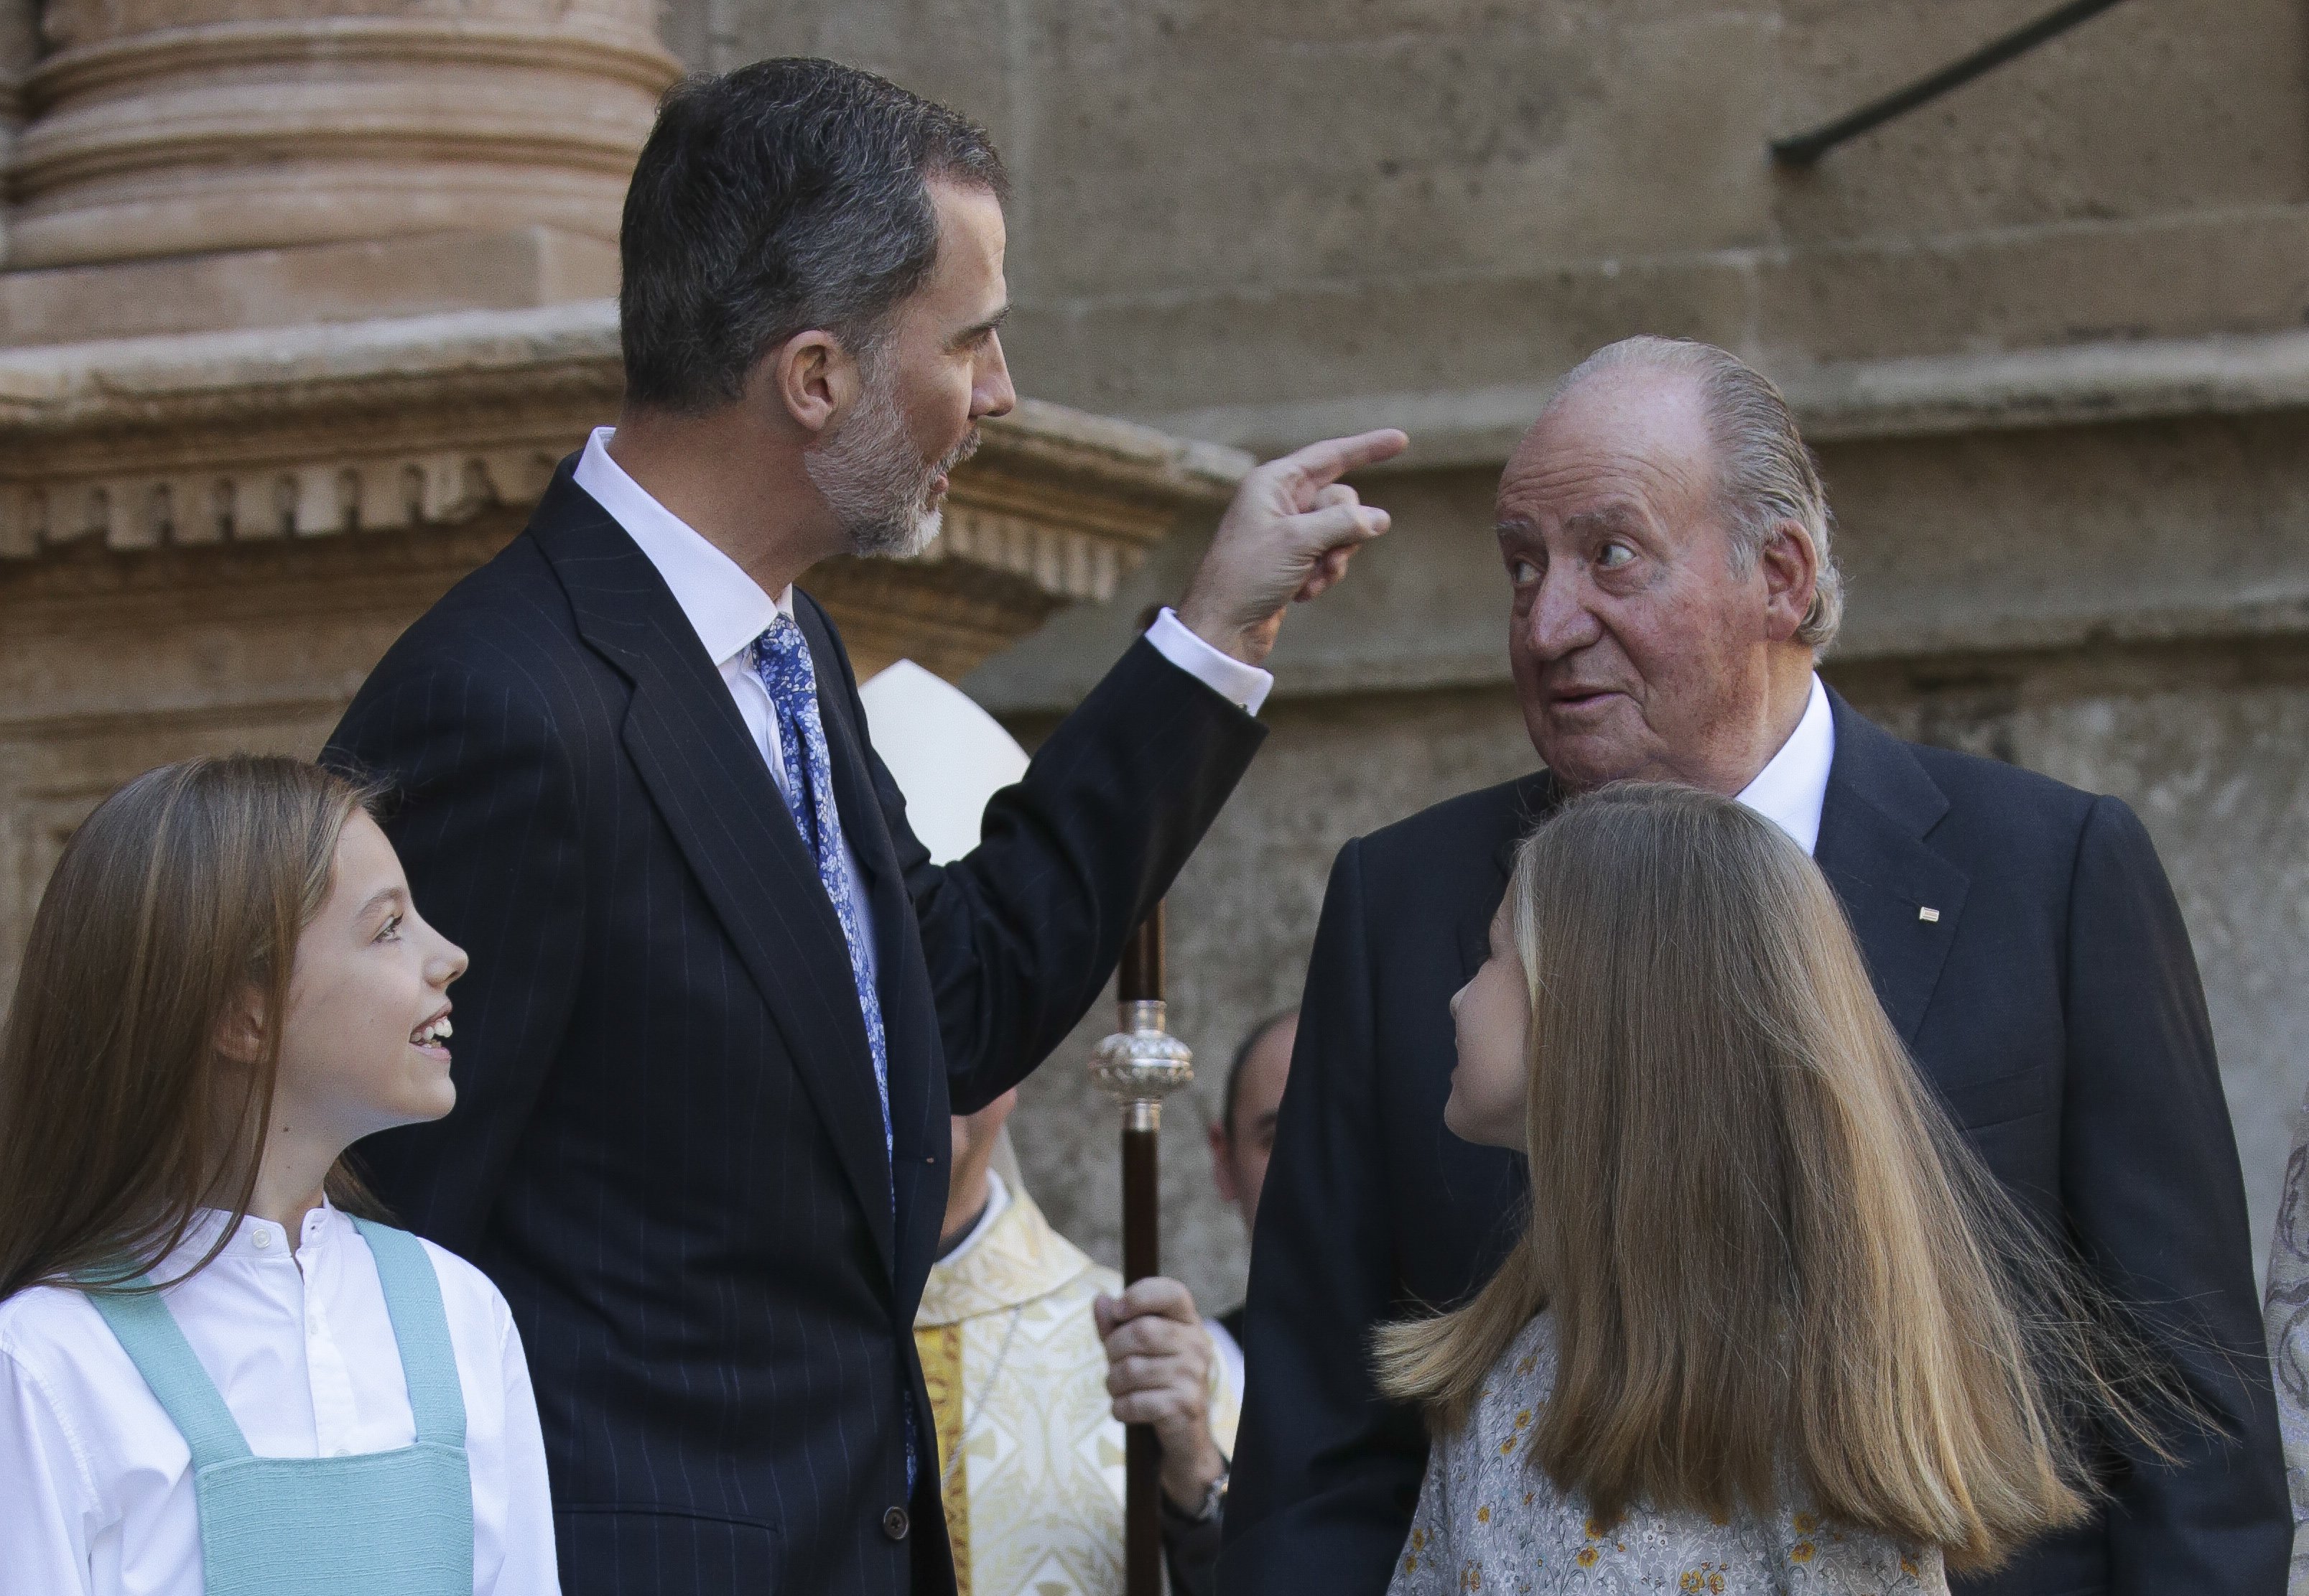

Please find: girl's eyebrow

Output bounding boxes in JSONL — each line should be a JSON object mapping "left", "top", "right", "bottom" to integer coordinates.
{"left": 358, "top": 886, "right": 407, "bottom": 917}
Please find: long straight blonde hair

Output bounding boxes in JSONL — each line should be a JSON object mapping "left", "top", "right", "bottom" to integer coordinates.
{"left": 1373, "top": 782, "right": 2174, "bottom": 1572}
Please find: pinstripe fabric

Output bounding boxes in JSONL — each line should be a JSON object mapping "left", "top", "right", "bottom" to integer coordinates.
{"left": 325, "top": 458, "right": 1265, "bottom": 1596}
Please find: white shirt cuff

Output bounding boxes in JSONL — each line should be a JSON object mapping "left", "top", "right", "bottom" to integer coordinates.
{"left": 1144, "top": 608, "right": 1273, "bottom": 717}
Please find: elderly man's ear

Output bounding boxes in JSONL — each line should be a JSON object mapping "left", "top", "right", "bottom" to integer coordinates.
{"left": 1758, "top": 520, "right": 1822, "bottom": 645}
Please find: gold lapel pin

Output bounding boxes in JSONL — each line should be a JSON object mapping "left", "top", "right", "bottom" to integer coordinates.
{"left": 1918, "top": 906, "right": 1941, "bottom": 923}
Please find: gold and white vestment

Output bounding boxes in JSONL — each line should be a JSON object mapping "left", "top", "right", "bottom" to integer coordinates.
{"left": 915, "top": 1173, "right": 1240, "bottom": 1596}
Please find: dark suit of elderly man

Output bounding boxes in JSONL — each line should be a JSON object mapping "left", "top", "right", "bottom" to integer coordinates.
{"left": 1222, "top": 337, "right": 2287, "bottom": 1596}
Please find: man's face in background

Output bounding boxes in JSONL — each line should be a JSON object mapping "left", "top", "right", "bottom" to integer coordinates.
{"left": 1212, "top": 1012, "right": 1296, "bottom": 1238}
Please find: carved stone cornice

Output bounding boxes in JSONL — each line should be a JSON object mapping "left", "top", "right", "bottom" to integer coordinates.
{"left": 0, "top": 300, "right": 1253, "bottom": 674}
{"left": 1141, "top": 328, "right": 2309, "bottom": 469}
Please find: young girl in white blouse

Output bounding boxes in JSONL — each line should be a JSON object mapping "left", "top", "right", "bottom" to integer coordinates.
{"left": 0, "top": 756, "right": 557, "bottom": 1596}
{"left": 1378, "top": 783, "right": 2175, "bottom": 1595}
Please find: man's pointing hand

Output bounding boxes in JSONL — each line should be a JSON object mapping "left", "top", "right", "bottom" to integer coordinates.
{"left": 1176, "top": 428, "right": 1409, "bottom": 667}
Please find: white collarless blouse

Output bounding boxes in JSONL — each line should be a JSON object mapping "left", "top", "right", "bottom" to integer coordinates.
{"left": 0, "top": 1202, "right": 558, "bottom": 1596}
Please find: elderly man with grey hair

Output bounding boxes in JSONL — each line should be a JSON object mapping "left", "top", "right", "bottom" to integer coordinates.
{"left": 1222, "top": 338, "right": 2287, "bottom": 1596}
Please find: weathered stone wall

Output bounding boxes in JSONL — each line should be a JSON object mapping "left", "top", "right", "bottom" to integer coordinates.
{"left": 985, "top": 444, "right": 2309, "bottom": 1312}
{"left": 664, "top": 0, "right": 2309, "bottom": 1309}
{"left": 0, "top": 521, "right": 521, "bottom": 992}
{"left": 6, "top": 0, "right": 2292, "bottom": 1319}
{"left": 698, "top": 0, "right": 2307, "bottom": 411}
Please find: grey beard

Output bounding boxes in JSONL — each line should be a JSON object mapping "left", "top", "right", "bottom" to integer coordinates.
{"left": 804, "top": 373, "right": 947, "bottom": 560}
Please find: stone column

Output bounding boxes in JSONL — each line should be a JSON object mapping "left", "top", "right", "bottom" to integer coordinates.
{"left": 0, "top": 0, "right": 34, "bottom": 263}
{"left": 9, "top": 0, "right": 679, "bottom": 269}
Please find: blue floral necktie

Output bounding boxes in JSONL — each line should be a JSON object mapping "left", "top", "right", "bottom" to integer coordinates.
{"left": 751, "top": 614, "right": 893, "bottom": 1173}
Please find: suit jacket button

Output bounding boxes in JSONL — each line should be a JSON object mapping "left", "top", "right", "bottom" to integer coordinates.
{"left": 882, "top": 1505, "right": 909, "bottom": 1541}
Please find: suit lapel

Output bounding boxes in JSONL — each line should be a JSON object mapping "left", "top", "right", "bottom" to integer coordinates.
{"left": 1812, "top": 690, "right": 1970, "bottom": 1045}
{"left": 534, "top": 476, "right": 898, "bottom": 1271}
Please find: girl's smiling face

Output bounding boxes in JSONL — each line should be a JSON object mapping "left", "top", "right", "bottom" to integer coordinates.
{"left": 1444, "top": 901, "right": 1532, "bottom": 1151}
{"left": 269, "top": 810, "right": 468, "bottom": 1149}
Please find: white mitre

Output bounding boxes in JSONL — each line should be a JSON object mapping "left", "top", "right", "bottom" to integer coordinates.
{"left": 865, "top": 657, "right": 1031, "bottom": 1203}
{"left": 859, "top": 658, "right": 1031, "bottom": 867}
{"left": 860, "top": 658, "right": 1034, "bottom": 1191}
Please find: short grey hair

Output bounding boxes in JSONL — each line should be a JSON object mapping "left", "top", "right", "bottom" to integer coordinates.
{"left": 1546, "top": 336, "right": 1844, "bottom": 650}
{"left": 618, "top": 60, "right": 1009, "bottom": 414}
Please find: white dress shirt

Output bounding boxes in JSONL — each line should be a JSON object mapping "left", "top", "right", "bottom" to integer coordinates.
{"left": 0, "top": 1202, "right": 557, "bottom": 1596}
{"left": 1734, "top": 672, "right": 1835, "bottom": 856}
{"left": 571, "top": 427, "right": 1275, "bottom": 979}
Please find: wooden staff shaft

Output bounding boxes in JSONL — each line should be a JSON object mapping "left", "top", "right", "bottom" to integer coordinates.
{"left": 1118, "top": 904, "right": 1165, "bottom": 1596}
{"left": 1123, "top": 1118, "right": 1162, "bottom": 1596}
{"left": 1118, "top": 899, "right": 1164, "bottom": 1004}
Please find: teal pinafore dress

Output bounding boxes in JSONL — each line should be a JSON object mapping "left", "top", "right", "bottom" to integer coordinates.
{"left": 81, "top": 1217, "right": 475, "bottom": 1596}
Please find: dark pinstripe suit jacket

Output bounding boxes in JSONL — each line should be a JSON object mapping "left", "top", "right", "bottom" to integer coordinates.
{"left": 327, "top": 463, "right": 1265, "bottom": 1596}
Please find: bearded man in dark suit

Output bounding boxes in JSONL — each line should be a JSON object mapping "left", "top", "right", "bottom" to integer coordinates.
{"left": 327, "top": 59, "right": 1405, "bottom": 1596}
{"left": 1221, "top": 336, "right": 2287, "bottom": 1596}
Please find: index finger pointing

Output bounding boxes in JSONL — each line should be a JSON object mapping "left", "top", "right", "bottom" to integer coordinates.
{"left": 1273, "top": 428, "right": 1409, "bottom": 490}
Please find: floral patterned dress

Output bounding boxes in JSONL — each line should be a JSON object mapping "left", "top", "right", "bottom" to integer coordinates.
{"left": 2260, "top": 1090, "right": 2309, "bottom": 1593}
{"left": 1387, "top": 1314, "right": 1947, "bottom": 1596}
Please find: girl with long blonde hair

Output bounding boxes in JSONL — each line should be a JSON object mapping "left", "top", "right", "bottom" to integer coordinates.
{"left": 0, "top": 756, "right": 557, "bottom": 1595}
{"left": 1376, "top": 782, "right": 2172, "bottom": 1594}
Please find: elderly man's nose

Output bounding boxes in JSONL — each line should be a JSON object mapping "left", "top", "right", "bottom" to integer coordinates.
{"left": 1524, "top": 570, "right": 1602, "bottom": 659}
